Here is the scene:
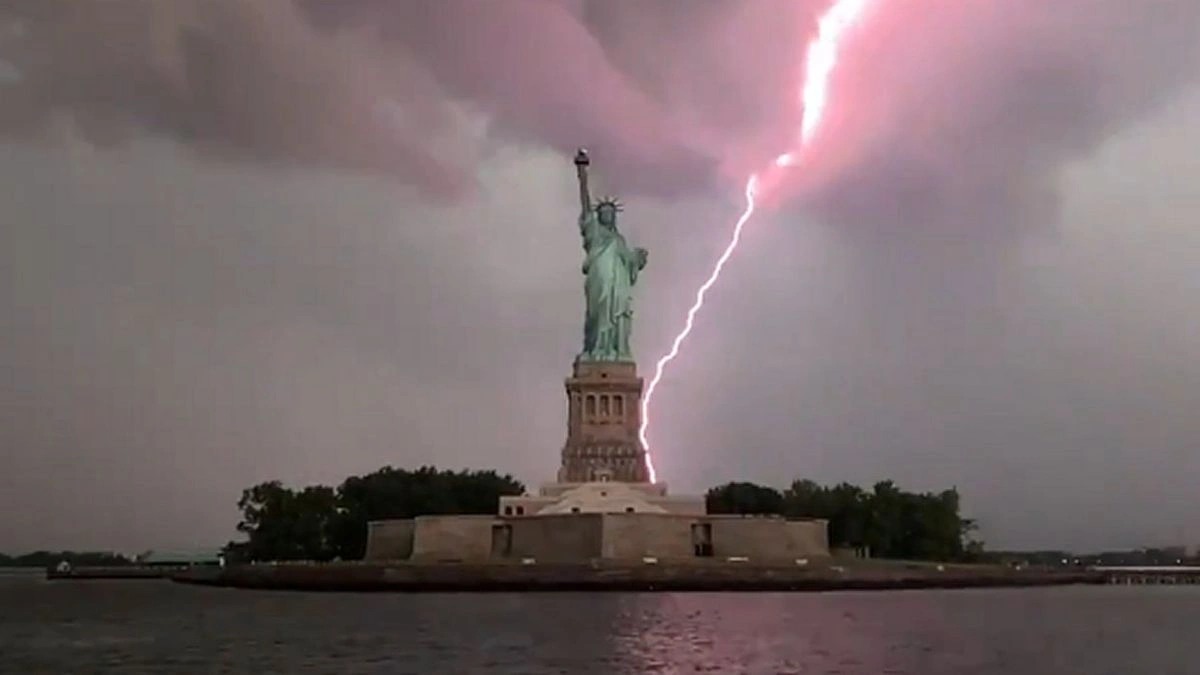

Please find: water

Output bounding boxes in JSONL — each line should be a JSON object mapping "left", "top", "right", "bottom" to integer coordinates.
{"left": 1, "top": 574, "right": 1197, "bottom": 674}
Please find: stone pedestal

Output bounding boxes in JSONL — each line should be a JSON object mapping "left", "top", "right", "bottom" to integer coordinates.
{"left": 366, "top": 356, "right": 832, "bottom": 564}
{"left": 558, "top": 360, "right": 650, "bottom": 483}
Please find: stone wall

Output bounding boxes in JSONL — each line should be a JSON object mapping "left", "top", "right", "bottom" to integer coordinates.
{"left": 708, "top": 516, "right": 830, "bottom": 561}
{"left": 365, "top": 512, "right": 831, "bottom": 564}
{"left": 498, "top": 494, "right": 554, "bottom": 517}
{"left": 410, "top": 515, "right": 496, "bottom": 562}
{"left": 600, "top": 513, "right": 694, "bottom": 559}
{"left": 560, "top": 361, "right": 650, "bottom": 483}
{"left": 500, "top": 482, "right": 702, "bottom": 517}
{"left": 785, "top": 519, "right": 829, "bottom": 558}
{"left": 363, "top": 519, "right": 415, "bottom": 561}
{"left": 507, "top": 513, "right": 603, "bottom": 562}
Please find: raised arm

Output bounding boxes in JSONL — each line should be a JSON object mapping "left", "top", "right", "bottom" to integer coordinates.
{"left": 574, "top": 148, "right": 591, "bottom": 220}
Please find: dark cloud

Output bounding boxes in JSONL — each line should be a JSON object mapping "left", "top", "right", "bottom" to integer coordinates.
{"left": 792, "top": 0, "right": 1200, "bottom": 231}
{"left": 0, "top": 0, "right": 468, "bottom": 196}
{"left": 3, "top": 0, "right": 1199, "bottom": 213}
{"left": 3, "top": 0, "right": 1199, "bottom": 211}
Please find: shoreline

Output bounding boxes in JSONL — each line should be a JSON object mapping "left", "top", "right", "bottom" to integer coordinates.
{"left": 45, "top": 566, "right": 188, "bottom": 580}
{"left": 169, "top": 560, "right": 1103, "bottom": 593}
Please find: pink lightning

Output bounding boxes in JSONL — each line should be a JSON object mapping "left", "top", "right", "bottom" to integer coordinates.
{"left": 639, "top": 0, "right": 874, "bottom": 483}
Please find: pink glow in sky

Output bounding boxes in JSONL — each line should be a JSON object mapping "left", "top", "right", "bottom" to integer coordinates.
{"left": 639, "top": 0, "right": 876, "bottom": 483}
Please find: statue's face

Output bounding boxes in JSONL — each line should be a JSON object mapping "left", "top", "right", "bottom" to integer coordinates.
{"left": 596, "top": 205, "right": 617, "bottom": 227}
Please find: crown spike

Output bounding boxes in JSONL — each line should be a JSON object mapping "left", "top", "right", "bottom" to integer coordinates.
{"left": 596, "top": 196, "right": 624, "bottom": 213}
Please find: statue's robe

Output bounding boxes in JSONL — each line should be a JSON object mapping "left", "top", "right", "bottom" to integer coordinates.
{"left": 579, "top": 211, "right": 642, "bottom": 362}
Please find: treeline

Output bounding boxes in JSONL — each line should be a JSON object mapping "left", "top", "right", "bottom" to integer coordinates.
{"left": 0, "top": 551, "right": 132, "bottom": 568}
{"left": 228, "top": 466, "right": 524, "bottom": 562}
{"left": 230, "top": 465, "right": 980, "bottom": 563}
{"left": 706, "top": 479, "right": 982, "bottom": 561}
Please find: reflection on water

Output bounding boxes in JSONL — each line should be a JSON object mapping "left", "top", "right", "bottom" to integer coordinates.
{"left": 1, "top": 575, "right": 1197, "bottom": 674}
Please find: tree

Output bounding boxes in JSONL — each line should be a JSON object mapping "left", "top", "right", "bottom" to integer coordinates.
{"left": 705, "top": 481, "right": 785, "bottom": 515}
{"left": 784, "top": 480, "right": 869, "bottom": 549}
{"left": 0, "top": 551, "right": 132, "bottom": 568}
{"left": 228, "top": 467, "right": 978, "bottom": 563}
{"left": 331, "top": 466, "right": 525, "bottom": 559}
{"left": 234, "top": 481, "right": 338, "bottom": 562}
{"left": 231, "top": 466, "right": 525, "bottom": 562}
{"left": 291, "top": 485, "right": 339, "bottom": 561}
{"left": 781, "top": 478, "right": 980, "bottom": 561}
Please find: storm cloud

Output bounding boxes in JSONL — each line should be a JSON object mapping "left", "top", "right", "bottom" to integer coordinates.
{"left": 2, "top": 0, "right": 1199, "bottom": 211}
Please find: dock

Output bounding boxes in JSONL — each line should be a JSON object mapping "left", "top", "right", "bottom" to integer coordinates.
{"left": 171, "top": 559, "right": 1103, "bottom": 593}
{"left": 1093, "top": 565, "right": 1200, "bottom": 585}
{"left": 45, "top": 566, "right": 181, "bottom": 580}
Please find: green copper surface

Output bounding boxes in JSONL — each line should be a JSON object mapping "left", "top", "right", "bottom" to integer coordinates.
{"left": 573, "top": 150, "right": 647, "bottom": 363}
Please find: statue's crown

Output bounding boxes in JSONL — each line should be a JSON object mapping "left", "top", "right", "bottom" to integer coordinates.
{"left": 595, "top": 196, "right": 623, "bottom": 213}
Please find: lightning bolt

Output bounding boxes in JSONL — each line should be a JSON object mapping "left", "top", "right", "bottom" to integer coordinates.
{"left": 639, "top": 0, "right": 875, "bottom": 483}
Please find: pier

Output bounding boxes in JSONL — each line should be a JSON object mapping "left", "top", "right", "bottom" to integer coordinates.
{"left": 1092, "top": 566, "right": 1200, "bottom": 585}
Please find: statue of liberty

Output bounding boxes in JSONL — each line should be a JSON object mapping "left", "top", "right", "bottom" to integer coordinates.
{"left": 573, "top": 149, "right": 648, "bottom": 363}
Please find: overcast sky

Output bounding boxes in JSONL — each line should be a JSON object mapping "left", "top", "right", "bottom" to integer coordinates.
{"left": 2, "top": 0, "right": 1200, "bottom": 553}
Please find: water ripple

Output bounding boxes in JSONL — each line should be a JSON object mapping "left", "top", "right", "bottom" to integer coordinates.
{"left": 1, "top": 577, "right": 1197, "bottom": 674}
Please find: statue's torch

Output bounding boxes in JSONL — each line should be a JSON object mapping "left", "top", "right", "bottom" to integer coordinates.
{"left": 574, "top": 148, "right": 591, "bottom": 214}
